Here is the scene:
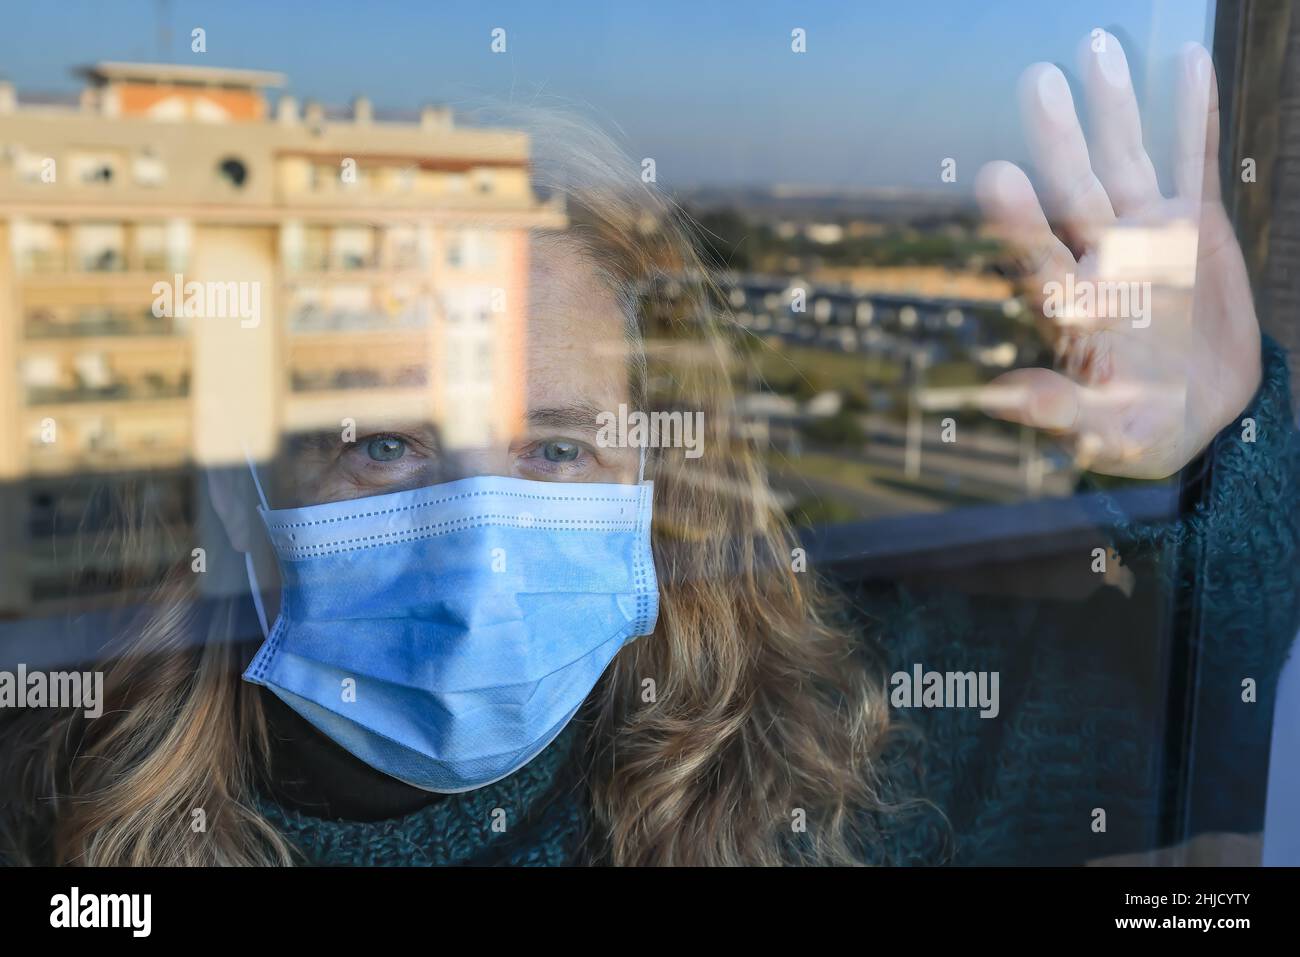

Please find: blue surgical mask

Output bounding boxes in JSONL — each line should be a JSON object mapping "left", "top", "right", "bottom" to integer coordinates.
{"left": 240, "top": 465, "right": 657, "bottom": 793}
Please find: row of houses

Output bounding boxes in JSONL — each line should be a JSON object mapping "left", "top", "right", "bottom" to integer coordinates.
{"left": 658, "top": 273, "right": 1028, "bottom": 369}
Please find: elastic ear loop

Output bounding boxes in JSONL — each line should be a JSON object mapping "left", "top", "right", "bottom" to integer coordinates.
{"left": 638, "top": 443, "right": 648, "bottom": 484}
{"left": 240, "top": 441, "right": 272, "bottom": 640}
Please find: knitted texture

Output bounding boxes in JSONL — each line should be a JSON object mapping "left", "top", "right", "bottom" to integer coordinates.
{"left": 261, "top": 722, "right": 588, "bottom": 866}
{"left": 262, "top": 339, "right": 1298, "bottom": 867}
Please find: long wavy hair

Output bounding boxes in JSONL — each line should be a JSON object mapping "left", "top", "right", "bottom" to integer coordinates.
{"left": 0, "top": 109, "right": 910, "bottom": 866}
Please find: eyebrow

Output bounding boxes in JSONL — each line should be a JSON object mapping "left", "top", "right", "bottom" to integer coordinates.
{"left": 526, "top": 402, "right": 610, "bottom": 434}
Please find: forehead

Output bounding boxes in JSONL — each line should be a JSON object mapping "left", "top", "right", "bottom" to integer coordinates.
{"left": 525, "top": 234, "right": 632, "bottom": 412}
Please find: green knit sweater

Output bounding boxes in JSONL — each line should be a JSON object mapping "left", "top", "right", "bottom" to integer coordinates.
{"left": 263, "top": 338, "right": 1300, "bottom": 866}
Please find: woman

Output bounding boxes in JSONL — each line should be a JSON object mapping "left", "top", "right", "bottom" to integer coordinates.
{"left": 2, "top": 36, "right": 1296, "bottom": 866}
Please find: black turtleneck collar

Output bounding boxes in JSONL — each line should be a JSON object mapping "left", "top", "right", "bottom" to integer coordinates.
{"left": 233, "top": 628, "right": 449, "bottom": 822}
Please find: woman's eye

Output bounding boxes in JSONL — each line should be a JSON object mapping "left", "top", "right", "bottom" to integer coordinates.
{"left": 540, "top": 440, "right": 581, "bottom": 463}
{"left": 366, "top": 436, "right": 407, "bottom": 462}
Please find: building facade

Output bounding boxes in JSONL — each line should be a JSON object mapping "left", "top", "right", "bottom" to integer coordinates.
{"left": 0, "top": 62, "right": 563, "bottom": 614}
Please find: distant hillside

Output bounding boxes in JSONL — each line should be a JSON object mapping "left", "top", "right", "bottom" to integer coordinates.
{"left": 671, "top": 185, "right": 980, "bottom": 226}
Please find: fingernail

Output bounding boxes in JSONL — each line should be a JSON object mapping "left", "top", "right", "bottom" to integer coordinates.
{"left": 1183, "top": 43, "right": 1209, "bottom": 89}
{"left": 1096, "top": 33, "right": 1128, "bottom": 87}
{"left": 1036, "top": 66, "right": 1072, "bottom": 114}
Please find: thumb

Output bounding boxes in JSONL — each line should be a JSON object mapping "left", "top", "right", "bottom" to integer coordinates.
{"left": 978, "top": 367, "right": 1081, "bottom": 433}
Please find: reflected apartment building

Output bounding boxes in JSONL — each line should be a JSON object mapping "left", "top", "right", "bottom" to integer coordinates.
{"left": 0, "top": 62, "right": 563, "bottom": 615}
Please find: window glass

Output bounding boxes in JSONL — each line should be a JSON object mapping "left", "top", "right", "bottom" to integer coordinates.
{"left": 0, "top": 1, "right": 1295, "bottom": 878}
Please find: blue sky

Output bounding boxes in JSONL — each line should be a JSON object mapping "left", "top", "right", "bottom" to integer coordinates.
{"left": 0, "top": 0, "right": 1214, "bottom": 190}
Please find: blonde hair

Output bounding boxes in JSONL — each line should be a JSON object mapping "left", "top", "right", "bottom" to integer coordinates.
{"left": 1, "top": 108, "right": 908, "bottom": 866}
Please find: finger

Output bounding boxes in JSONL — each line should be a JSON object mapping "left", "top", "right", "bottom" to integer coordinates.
{"left": 978, "top": 367, "right": 1081, "bottom": 433}
{"left": 980, "top": 369, "right": 1154, "bottom": 471}
{"left": 1078, "top": 30, "right": 1163, "bottom": 216}
{"left": 1175, "top": 42, "right": 1222, "bottom": 206}
{"left": 976, "top": 162, "right": 1123, "bottom": 336}
{"left": 975, "top": 160, "right": 1076, "bottom": 313}
{"left": 1018, "top": 62, "right": 1116, "bottom": 255}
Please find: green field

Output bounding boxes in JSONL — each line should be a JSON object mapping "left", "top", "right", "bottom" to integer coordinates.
{"left": 742, "top": 339, "right": 983, "bottom": 397}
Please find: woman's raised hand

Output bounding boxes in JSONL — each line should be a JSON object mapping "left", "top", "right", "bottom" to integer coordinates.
{"left": 975, "top": 32, "right": 1260, "bottom": 479}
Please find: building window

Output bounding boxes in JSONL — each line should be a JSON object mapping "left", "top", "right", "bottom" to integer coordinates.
{"left": 72, "top": 223, "right": 126, "bottom": 272}
{"left": 133, "top": 150, "right": 166, "bottom": 187}
{"left": 69, "top": 151, "right": 121, "bottom": 186}
{"left": 217, "top": 156, "right": 249, "bottom": 189}
{"left": 11, "top": 147, "right": 51, "bottom": 184}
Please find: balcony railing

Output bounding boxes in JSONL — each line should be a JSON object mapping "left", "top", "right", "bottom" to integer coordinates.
{"left": 19, "top": 249, "right": 184, "bottom": 275}
{"left": 290, "top": 365, "right": 428, "bottom": 393}
{"left": 289, "top": 250, "right": 398, "bottom": 273}
{"left": 25, "top": 309, "right": 182, "bottom": 339}
{"left": 25, "top": 378, "right": 190, "bottom": 407}
{"left": 288, "top": 306, "right": 429, "bottom": 334}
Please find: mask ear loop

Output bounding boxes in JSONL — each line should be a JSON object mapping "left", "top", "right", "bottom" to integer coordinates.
{"left": 241, "top": 439, "right": 270, "bottom": 511}
{"left": 245, "top": 554, "right": 270, "bottom": 641}
{"left": 637, "top": 442, "right": 648, "bottom": 484}
{"left": 240, "top": 440, "right": 272, "bottom": 640}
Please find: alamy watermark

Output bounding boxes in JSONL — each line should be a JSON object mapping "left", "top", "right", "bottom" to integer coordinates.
{"left": 151, "top": 273, "right": 261, "bottom": 328}
{"left": 596, "top": 403, "right": 704, "bottom": 459}
{"left": 0, "top": 664, "right": 103, "bottom": 718}
{"left": 1042, "top": 275, "right": 1151, "bottom": 329}
{"left": 50, "top": 887, "right": 151, "bottom": 937}
{"left": 890, "top": 664, "right": 999, "bottom": 719}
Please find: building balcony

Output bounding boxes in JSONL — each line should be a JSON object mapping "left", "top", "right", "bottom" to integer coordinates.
{"left": 19, "top": 250, "right": 185, "bottom": 276}
{"left": 284, "top": 251, "right": 432, "bottom": 277}
{"left": 25, "top": 308, "right": 182, "bottom": 339}
{"left": 289, "top": 364, "right": 428, "bottom": 393}
{"left": 287, "top": 307, "right": 429, "bottom": 335}
{"left": 25, "top": 378, "right": 190, "bottom": 407}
